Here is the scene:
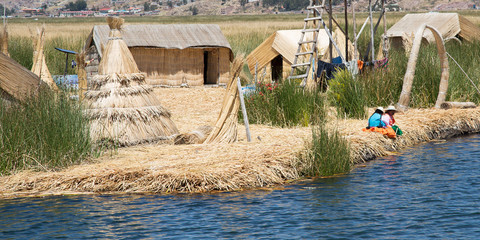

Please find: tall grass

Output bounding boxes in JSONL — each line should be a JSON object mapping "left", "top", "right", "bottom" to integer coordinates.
{"left": 242, "top": 80, "right": 326, "bottom": 127}
{"left": 328, "top": 68, "right": 367, "bottom": 119}
{"left": 300, "top": 125, "right": 351, "bottom": 177}
{"left": 357, "top": 41, "right": 480, "bottom": 108}
{"left": 0, "top": 90, "right": 93, "bottom": 175}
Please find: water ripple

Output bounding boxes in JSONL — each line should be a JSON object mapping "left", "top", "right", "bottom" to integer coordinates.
{"left": 1, "top": 135, "right": 480, "bottom": 239}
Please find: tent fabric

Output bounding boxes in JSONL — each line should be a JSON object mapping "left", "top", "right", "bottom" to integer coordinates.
{"left": 88, "top": 24, "right": 232, "bottom": 58}
{"left": 386, "top": 13, "right": 480, "bottom": 45}
{"left": 246, "top": 29, "right": 356, "bottom": 75}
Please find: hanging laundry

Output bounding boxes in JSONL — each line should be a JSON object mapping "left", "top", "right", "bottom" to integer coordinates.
{"left": 374, "top": 57, "right": 389, "bottom": 69}
{"left": 316, "top": 60, "right": 346, "bottom": 80}
{"left": 332, "top": 56, "right": 343, "bottom": 64}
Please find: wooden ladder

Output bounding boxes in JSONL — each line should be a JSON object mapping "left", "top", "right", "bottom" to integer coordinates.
{"left": 288, "top": 0, "right": 345, "bottom": 87}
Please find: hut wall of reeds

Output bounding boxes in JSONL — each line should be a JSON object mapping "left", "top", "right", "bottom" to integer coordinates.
{"left": 386, "top": 13, "right": 480, "bottom": 50}
{"left": 247, "top": 28, "right": 357, "bottom": 82}
{"left": 84, "top": 24, "right": 233, "bottom": 87}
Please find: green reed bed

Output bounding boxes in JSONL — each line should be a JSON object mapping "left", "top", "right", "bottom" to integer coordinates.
{"left": 0, "top": 91, "right": 93, "bottom": 175}
{"left": 300, "top": 125, "right": 351, "bottom": 177}
{"left": 329, "top": 68, "right": 367, "bottom": 119}
{"left": 9, "top": 35, "right": 85, "bottom": 75}
{"left": 357, "top": 41, "right": 480, "bottom": 108}
{"left": 242, "top": 80, "right": 325, "bottom": 127}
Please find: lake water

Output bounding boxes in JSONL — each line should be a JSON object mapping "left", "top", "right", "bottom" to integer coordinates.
{"left": 1, "top": 135, "right": 480, "bottom": 239}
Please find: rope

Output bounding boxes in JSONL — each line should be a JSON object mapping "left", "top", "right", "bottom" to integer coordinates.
{"left": 446, "top": 51, "right": 480, "bottom": 97}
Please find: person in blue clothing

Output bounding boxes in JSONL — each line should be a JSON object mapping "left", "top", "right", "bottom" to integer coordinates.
{"left": 367, "top": 107, "right": 386, "bottom": 129}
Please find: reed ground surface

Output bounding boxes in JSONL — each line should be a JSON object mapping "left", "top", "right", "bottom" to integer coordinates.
{"left": 1, "top": 87, "right": 480, "bottom": 198}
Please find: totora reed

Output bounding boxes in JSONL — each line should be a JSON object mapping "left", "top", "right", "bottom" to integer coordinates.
{"left": 1, "top": 88, "right": 480, "bottom": 198}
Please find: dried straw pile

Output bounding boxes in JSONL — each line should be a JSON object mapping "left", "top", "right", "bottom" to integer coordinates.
{"left": 84, "top": 17, "right": 179, "bottom": 146}
{"left": 31, "top": 27, "right": 59, "bottom": 91}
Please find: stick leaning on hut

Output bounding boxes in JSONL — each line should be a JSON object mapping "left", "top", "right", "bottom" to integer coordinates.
{"left": 84, "top": 17, "right": 179, "bottom": 146}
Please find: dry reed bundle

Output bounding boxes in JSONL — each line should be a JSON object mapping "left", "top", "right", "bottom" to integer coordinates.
{"left": 84, "top": 17, "right": 179, "bottom": 146}
{"left": 31, "top": 27, "right": 59, "bottom": 91}
{"left": 174, "top": 126, "right": 213, "bottom": 144}
{"left": 0, "top": 52, "right": 43, "bottom": 101}
{"left": 203, "top": 54, "right": 245, "bottom": 144}
{"left": 0, "top": 24, "right": 9, "bottom": 57}
{"left": 76, "top": 51, "right": 87, "bottom": 101}
{"left": 440, "top": 101, "right": 477, "bottom": 109}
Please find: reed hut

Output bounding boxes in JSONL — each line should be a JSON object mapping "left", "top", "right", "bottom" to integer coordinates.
{"left": 386, "top": 13, "right": 480, "bottom": 50}
{"left": 0, "top": 52, "right": 43, "bottom": 103}
{"left": 84, "top": 24, "right": 233, "bottom": 87}
{"left": 84, "top": 17, "right": 179, "bottom": 146}
{"left": 246, "top": 28, "right": 356, "bottom": 81}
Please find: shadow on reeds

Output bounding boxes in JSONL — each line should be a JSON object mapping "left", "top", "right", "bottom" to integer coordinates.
{"left": 0, "top": 90, "right": 93, "bottom": 175}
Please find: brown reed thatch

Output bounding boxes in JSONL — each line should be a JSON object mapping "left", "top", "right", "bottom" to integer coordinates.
{"left": 84, "top": 17, "right": 179, "bottom": 146}
{"left": 31, "top": 27, "right": 59, "bottom": 91}
{"left": 0, "top": 24, "right": 9, "bottom": 57}
{"left": 203, "top": 54, "right": 245, "bottom": 144}
{"left": 0, "top": 52, "right": 43, "bottom": 101}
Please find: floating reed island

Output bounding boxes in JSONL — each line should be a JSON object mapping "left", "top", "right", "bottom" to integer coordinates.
{"left": 1, "top": 86, "right": 480, "bottom": 198}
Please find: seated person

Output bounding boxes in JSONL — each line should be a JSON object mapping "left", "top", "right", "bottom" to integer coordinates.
{"left": 382, "top": 105, "right": 403, "bottom": 136}
{"left": 367, "top": 107, "right": 386, "bottom": 129}
{"left": 381, "top": 105, "right": 396, "bottom": 127}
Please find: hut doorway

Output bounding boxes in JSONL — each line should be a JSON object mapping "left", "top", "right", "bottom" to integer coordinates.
{"left": 271, "top": 55, "right": 283, "bottom": 81}
{"left": 204, "top": 50, "right": 219, "bottom": 84}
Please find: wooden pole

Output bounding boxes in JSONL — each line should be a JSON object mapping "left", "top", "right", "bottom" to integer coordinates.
{"left": 369, "top": 0, "right": 375, "bottom": 61}
{"left": 237, "top": 77, "right": 251, "bottom": 142}
{"left": 382, "top": 0, "right": 388, "bottom": 58}
{"left": 329, "top": 0, "right": 333, "bottom": 63}
{"left": 353, "top": 1, "right": 357, "bottom": 59}
{"left": 344, "top": 0, "right": 348, "bottom": 61}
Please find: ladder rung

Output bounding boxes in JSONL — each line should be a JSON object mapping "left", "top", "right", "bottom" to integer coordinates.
{"left": 307, "top": 5, "right": 324, "bottom": 10}
{"left": 288, "top": 74, "right": 309, "bottom": 79}
{"left": 304, "top": 16, "right": 323, "bottom": 21}
{"left": 295, "top": 51, "right": 314, "bottom": 56}
{"left": 302, "top": 29, "right": 319, "bottom": 33}
{"left": 291, "top": 62, "right": 311, "bottom": 68}
{"left": 299, "top": 40, "right": 316, "bottom": 44}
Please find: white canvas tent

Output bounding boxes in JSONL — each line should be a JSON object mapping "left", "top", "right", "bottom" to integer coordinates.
{"left": 386, "top": 12, "right": 480, "bottom": 50}
{"left": 246, "top": 28, "right": 356, "bottom": 81}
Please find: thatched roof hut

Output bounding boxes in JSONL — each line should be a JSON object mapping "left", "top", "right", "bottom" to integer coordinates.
{"left": 84, "top": 17, "right": 179, "bottom": 146}
{"left": 84, "top": 24, "right": 233, "bottom": 87}
{"left": 246, "top": 28, "right": 356, "bottom": 81}
{"left": 0, "top": 52, "right": 43, "bottom": 103}
{"left": 386, "top": 13, "right": 480, "bottom": 49}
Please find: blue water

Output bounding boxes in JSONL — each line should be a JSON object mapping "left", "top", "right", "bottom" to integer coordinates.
{"left": 1, "top": 135, "right": 480, "bottom": 239}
